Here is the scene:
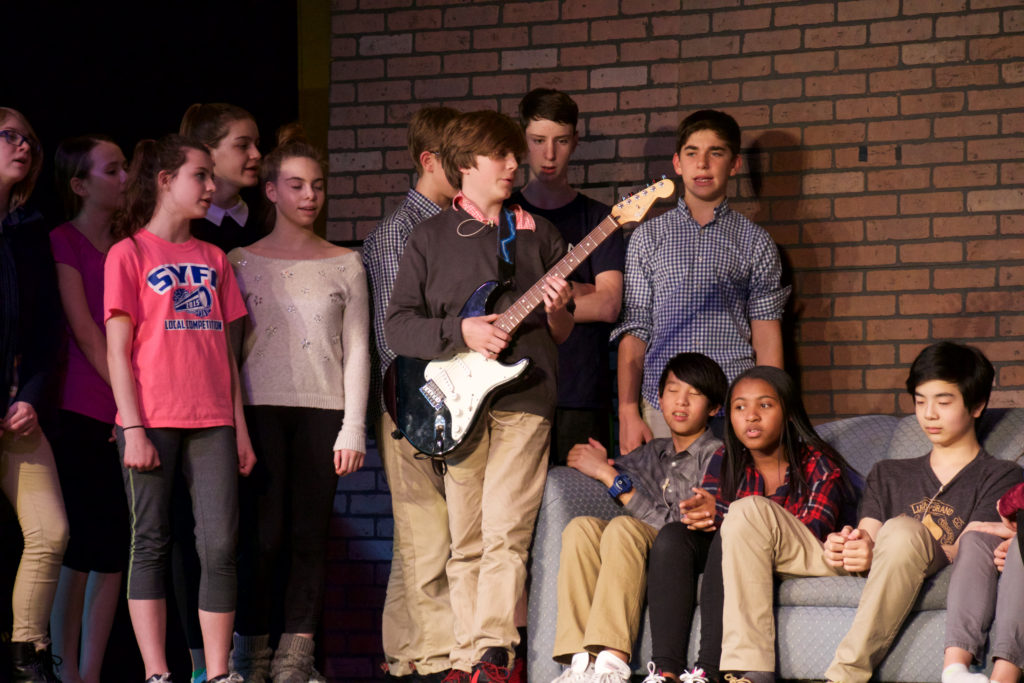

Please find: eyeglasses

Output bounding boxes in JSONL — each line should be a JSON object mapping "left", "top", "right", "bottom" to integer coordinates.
{"left": 0, "top": 129, "right": 38, "bottom": 152}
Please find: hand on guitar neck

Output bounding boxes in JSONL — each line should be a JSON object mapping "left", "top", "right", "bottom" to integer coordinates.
{"left": 462, "top": 314, "right": 510, "bottom": 359}
{"left": 461, "top": 275, "right": 572, "bottom": 358}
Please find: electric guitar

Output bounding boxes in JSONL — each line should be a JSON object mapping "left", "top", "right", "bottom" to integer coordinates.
{"left": 384, "top": 178, "right": 676, "bottom": 456}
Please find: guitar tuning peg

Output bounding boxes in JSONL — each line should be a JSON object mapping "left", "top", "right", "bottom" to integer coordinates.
{"left": 621, "top": 195, "right": 627, "bottom": 201}
{"left": 661, "top": 174, "right": 667, "bottom": 179}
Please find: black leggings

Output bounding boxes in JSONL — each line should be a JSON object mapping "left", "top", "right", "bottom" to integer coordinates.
{"left": 235, "top": 405, "right": 343, "bottom": 635}
{"left": 647, "top": 523, "right": 719, "bottom": 676}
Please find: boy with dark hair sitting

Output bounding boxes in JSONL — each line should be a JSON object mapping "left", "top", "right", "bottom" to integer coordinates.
{"left": 716, "top": 341, "right": 1023, "bottom": 683}
{"left": 385, "top": 110, "right": 573, "bottom": 683}
{"left": 551, "top": 353, "right": 726, "bottom": 683}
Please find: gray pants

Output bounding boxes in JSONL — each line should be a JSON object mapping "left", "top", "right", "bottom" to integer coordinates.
{"left": 945, "top": 530, "right": 1024, "bottom": 669}
{"left": 117, "top": 426, "right": 238, "bottom": 612}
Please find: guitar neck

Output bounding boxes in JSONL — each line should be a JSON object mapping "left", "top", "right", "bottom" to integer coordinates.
{"left": 494, "top": 214, "right": 621, "bottom": 335}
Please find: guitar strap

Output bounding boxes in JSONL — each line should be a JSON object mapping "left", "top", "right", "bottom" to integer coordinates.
{"left": 497, "top": 207, "right": 517, "bottom": 287}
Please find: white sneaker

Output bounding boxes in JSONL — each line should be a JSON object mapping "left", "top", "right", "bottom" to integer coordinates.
{"left": 642, "top": 663, "right": 666, "bottom": 683}
{"left": 680, "top": 668, "right": 709, "bottom": 683}
{"left": 593, "top": 651, "right": 631, "bottom": 683}
{"left": 551, "top": 652, "right": 593, "bottom": 683}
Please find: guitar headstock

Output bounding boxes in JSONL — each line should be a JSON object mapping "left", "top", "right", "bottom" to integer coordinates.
{"left": 610, "top": 177, "right": 676, "bottom": 225}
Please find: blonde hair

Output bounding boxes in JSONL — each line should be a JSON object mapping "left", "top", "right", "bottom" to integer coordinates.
{"left": 0, "top": 108, "right": 43, "bottom": 213}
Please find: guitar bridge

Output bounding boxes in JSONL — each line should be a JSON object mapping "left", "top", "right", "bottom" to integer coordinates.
{"left": 419, "top": 380, "right": 446, "bottom": 411}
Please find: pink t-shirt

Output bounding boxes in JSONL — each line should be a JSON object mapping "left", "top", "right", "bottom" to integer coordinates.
{"left": 50, "top": 222, "right": 117, "bottom": 423}
{"left": 104, "top": 229, "right": 247, "bottom": 428}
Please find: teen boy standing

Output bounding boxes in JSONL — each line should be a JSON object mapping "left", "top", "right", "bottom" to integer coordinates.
{"left": 612, "top": 110, "right": 790, "bottom": 454}
{"left": 511, "top": 88, "right": 624, "bottom": 465}
{"left": 363, "top": 106, "right": 461, "bottom": 680}
{"left": 385, "top": 111, "right": 573, "bottom": 683}
{"left": 717, "top": 342, "right": 1023, "bottom": 683}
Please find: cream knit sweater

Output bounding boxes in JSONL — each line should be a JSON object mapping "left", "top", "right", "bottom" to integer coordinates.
{"left": 229, "top": 248, "right": 370, "bottom": 453}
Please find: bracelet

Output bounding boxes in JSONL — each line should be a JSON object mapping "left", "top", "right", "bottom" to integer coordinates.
{"left": 122, "top": 425, "right": 144, "bottom": 431}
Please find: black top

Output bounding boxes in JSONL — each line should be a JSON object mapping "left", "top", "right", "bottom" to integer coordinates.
{"left": 509, "top": 191, "right": 624, "bottom": 410}
{"left": 190, "top": 196, "right": 266, "bottom": 253}
{"left": 0, "top": 206, "right": 63, "bottom": 419}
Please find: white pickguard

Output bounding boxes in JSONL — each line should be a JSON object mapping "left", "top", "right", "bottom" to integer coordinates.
{"left": 419, "top": 351, "right": 529, "bottom": 441}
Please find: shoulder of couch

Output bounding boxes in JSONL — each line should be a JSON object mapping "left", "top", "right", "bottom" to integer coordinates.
{"left": 886, "top": 407, "right": 1024, "bottom": 463}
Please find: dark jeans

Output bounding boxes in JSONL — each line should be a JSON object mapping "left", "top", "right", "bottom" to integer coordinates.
{"left": 647, "top": 522, "right": 717, "bottom": 676}
{"left": 52, "top": 410, "right": 128, "bottom": 574}
{"left": 235, "top": 405, "right": 342, "bottom": 635}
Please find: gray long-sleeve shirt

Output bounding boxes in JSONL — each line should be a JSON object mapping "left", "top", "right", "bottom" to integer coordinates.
{"left": 616, "top": 429, "right": 722, "bottom": 531}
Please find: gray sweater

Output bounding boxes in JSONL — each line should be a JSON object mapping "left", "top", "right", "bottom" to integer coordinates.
{"left": 229, "top": 248, "right": 370, "bottom": 453}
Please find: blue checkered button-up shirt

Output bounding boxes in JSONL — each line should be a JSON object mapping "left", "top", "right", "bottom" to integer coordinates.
{"left": 362, "top": 189, "right": 442, "bottom": 419}
{"left": 611, "top": 197, "right": 790, "bottom": 408}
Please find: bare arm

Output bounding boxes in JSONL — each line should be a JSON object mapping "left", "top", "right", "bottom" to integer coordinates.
{"left": 751, "top": 318, "right": 784, "bottom": 368}
{"left": 567, "top": 438, "right": 634, "bottom": 505}
{"left": 229, "top": 337, "right": 255, "bottom": 477}
{"left": 543, "top": 276, "right": 574, "bottom": 344}
{"left": 56, "top": 263, "right": 110, "bottom": 385}
{"left": 570, "top": 270, "right": 623, "bottom": 324}
{"left": 616, "top": 333, "right": 652, "bottom": 454}
{"left": 106, "top": 314, "right": 159, "bottom": 471}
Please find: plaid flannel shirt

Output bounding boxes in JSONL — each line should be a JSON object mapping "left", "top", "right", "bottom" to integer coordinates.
{"left": 701, "top": 442, "right": 847, "bottom": 542}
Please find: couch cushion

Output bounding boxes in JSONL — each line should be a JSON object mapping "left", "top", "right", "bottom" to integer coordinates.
{"left": 816, "top": 415, "right": 899, "bottom": 479}
{"left": 777, "top": 564, "right": 952, "bottom": 610}
{"left": 888, "top": 408, "right": 1024, "bottom": 463}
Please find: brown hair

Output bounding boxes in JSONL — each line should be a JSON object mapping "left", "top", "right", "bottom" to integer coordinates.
{"left": 114, "top": 134, "right": 208, "bottom": 240}
{"left": 439, "top": 110, "right": 526, "bottom": 189}
{"left": 260, "top": 122, "right": 325, "bottom": 185}
{"left": 675, "top": 109, "right": 742, "bottom": 158}
{"left": 179, "top": 102, "right": 255, "bottom": 150}
{"left": 0, "top": 107, "right": 43, "bottom": 213}
{"left": 54, "top": 134, "right": 118, "bottom": 219}
{"left": 407, "top": 107, "right": 460, "bottom": 174}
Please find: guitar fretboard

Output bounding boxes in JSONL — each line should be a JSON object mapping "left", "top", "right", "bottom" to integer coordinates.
{"left": 494, "top": 214, "right": 620, "bottom": 335}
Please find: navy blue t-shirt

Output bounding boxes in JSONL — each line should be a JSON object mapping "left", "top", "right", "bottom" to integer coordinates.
{"left": 510, "top": 191, "right": 625, "bottom": 410}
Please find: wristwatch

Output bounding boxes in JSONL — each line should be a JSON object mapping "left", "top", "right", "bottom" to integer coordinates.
{"left": 607, "top": 473, "right": 634, "bottom": 498}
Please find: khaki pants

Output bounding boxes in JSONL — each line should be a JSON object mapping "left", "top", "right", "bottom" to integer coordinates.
{"left": 719, "top": 496, "right": 945, "bottom": 683}
{"left": 378, "top": 413, "right": 454, "bottom": 676}
{"left": 553, "top": 515, "right": 658, "bottom": 662}
{"left": 445, "top": 410, "right": 550, "bottom": 672}
{"left": 642, "top": 398, "right": 670, "bottom": 440}
{"left": 0, "top": 429, "right": 69, "bottom": 645}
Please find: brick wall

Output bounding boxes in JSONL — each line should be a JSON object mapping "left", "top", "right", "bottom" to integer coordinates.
{"left": 324, "top": 0, "right": 1024, "bottom": 679}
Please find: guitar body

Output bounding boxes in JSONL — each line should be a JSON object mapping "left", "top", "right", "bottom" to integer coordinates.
{"left": 386, "top": 281, "right": 532, "bottom": 456}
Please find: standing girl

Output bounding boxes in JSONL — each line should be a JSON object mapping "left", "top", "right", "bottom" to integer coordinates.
{"left": 180, "top": 102, "right": 263, "bottom": 253}
{"left": 0, "top": 106, "right": 69, "bottom": 683}
{"left": 646, "top": 366, "right": 859, "bottom": 683}
{"left": 227, "top": 124, "right": 369, "bottom": 683}
{"left": 48, "top": 134, "right": 130, "bottom": 683}
{"left": 177, "top": 101, "right": 261, "bottom": 683}
{"left": 105, "top": 134, "right": 253, "bottom": 683}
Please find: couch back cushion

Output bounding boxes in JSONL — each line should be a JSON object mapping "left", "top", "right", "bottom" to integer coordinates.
{"left": 816, "top": 414, "right": 900, "bottom": 479}
{"left": 887, "top": 407, "right": 1024, "bottom": 463}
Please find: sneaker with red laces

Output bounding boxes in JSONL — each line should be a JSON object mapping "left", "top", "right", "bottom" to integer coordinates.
{"left": 508, "top": 656, "right": 526, "bottom": 683}
{"left": 441, "top": 670, "right": 471, "bottom": 683}
{"left": 471, "top": 662, "right": 510, "bottom": 683}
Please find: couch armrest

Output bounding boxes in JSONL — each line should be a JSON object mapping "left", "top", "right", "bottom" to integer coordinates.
{"left": 527, "top": 467, "right": 627, "bottom": 682}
